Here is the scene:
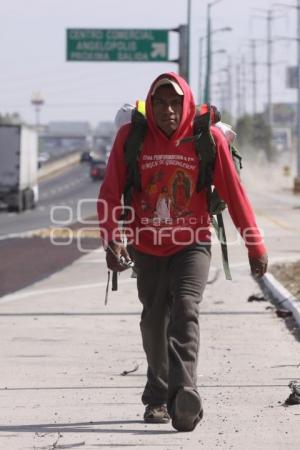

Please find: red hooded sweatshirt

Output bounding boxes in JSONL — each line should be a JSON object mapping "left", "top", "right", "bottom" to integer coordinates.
{"left": 97, "top": 72, "right": 266, "bottom": 258}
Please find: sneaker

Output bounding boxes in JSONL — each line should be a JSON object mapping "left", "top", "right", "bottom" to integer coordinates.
{"left": 144, "top": 404, "right": 170, "bottom": 424}
{"left": 172, "top": 387, "right": 203, "bottom": 432}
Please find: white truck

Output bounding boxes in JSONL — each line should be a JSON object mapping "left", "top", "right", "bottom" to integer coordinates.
{"left": 0, "top": 124, "right": 38, "bottom": 212}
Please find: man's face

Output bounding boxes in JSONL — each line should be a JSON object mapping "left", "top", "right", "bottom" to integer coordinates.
{"left": 152, "top": 85, "right": 183, "bottom": 137}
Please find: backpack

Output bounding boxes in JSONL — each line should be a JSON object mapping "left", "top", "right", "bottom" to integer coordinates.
{"left": 122, "top": 103, "right": 242, "bottom": 280}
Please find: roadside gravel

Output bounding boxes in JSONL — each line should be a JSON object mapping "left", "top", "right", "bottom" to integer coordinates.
{"left": 269, "top": 260, "right": 300, "bottom": 302}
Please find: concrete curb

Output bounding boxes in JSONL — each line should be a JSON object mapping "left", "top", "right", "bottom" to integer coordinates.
{"left": 257, "top": 273, "right": 300, "bottom": 328}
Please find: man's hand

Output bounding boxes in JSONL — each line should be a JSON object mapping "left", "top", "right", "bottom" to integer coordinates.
{"left": 106, "top": 241, "right": 131, "bottom": 272}
{"left": 249, "top": 253, "right": 268, "bottom": 279}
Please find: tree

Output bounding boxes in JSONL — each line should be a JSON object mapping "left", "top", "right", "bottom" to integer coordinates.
{"left": 235, "top": 113, "right": 272, "bottom": 160}
{"left": 0, "top": 112, "right": 23, "bottom": 125}
{"left": 235, "top": 114, "right": 253, "bottom": 147}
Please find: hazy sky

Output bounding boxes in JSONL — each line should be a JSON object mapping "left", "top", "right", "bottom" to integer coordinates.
{"left": 0, "top": 0, "right": 297, "bottom": 126}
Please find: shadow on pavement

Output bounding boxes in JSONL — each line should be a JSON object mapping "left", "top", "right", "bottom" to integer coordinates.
{"left": 0, "top": 420, "right": 177, "bottom": 435}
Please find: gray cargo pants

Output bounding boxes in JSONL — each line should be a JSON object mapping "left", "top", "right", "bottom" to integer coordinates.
{"left": 131, "top": 243, "right": 211, "bottom": 411}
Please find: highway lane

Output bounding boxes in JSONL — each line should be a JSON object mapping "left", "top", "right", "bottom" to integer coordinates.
{"left": 242, "top": 164, "right": 300, "bottom": 266}
{"left": 0, "top": 162, "right": 103, "bottom": 297}
{"left": 0, "top": 163, "right": 101, "bottom": 238}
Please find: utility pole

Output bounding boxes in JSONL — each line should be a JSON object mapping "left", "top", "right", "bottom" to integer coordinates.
{"left": 216, "top": 57, "right": 232, "bottom": 116}
{"left": 235, "top": 55, "right": 247, "bottom": 118}
{"left": 187, "top": 0, "right": 192, "bottom": 83}
{"left": 251, "top": 39, "right": 258, "bottom": 114}
{"left": 204, "top": 5, "right": 212, "bottom": 103}
{"left": 241, "top": 55, "right": 247, "bottom": 116}
{"left": 267, "top": 10, "right": 273, "bottom": 130}
{"left": 252, "top": 8, "right": 281, "bottom": 160}
{"left": 296, "top": 0, "right": 300, "bottom": 190}
{"left": 31, "top": 92, "right": 44, "bottom": 130}
{"left": 176, "top": 1, "right": 192, "bottom": 82}
{"left": 198, "top": 36, "right": 205, "bottom": 104}
{"left": 203, "top": 0, "right": 228, "bottom": 103}
{"left": 227, "top": 56, "right": 233, "bottom": 118}
{"left": 178, "top": 25, "right": 189, "bottom": 81}
{"left": 236, "top": 62, "right": 242, "bottom": 119}
{"left": 253, "top": 10, "right": 274, "bottom": 126}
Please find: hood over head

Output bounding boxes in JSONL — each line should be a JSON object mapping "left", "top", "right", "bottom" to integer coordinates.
{"left": 150, "top": 77, "right": 184, "bottom": 96}
{"left": 145, "top": 72, "right": 196, "bottom": 140}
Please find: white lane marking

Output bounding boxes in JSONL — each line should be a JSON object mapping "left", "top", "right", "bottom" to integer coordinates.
{"left": 89, "top": 247, "right": 105, "bottom": 254}
{"left": 0, "top": 226, "right": 105, "bottom": 241}
{"left": 78, "top": 259, "right": 106, "bottom": 263}
{"left": 0, "top": 278, "right": 136, "bottom": 304}
{"left": 0, "top": 227, "right": 50, "bottom": 240}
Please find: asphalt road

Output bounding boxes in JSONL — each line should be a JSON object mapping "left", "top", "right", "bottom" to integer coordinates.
{"left": 0, "top": 163, "right": 102, "bottom": 297}
{"left": 0, "top": 162, "right": 100, "bottom": 238}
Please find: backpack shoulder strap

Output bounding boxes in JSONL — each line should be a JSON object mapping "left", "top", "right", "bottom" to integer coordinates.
{"left": 229, "top": 144, "right": 243, "bottom": 175}
{"left": 123, "top": 109, "right": 148, "bottom": 208}
{"left": 193, "top": 104, "right": 216, "bottom": 193}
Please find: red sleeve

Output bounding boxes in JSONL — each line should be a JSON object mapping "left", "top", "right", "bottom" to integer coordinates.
{"left": 97, "top": 124, "right": 130, "bottom": 246}
{"left": 211, "top": 126, "right": 266, "bottom": 258}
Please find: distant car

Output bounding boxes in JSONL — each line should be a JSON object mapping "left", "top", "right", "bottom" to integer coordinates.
{"left": 90, "top": 159, "right": 106, "bottom": 180}
{"left": 80, "top": 151, "right": 93, "bottom": 162}
{"left": 38, "top": 152, "right": 50, "bottom": 168}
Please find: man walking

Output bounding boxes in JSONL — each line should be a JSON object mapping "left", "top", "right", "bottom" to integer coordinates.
{"left": 97, "top": 72, "right": 268, "bottom": 432}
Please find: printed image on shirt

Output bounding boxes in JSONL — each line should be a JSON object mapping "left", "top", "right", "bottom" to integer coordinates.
{"left": 155, "top": 187, "right": 171, "bottom": 219}
{"left": 170, "top": 169, "right": 193, "bottom": 217}
{"left": 142, "top": 170, "right": 165, "bottom": 212}
{"left": 141, "top": 168, "right": 195, "bottom": 222}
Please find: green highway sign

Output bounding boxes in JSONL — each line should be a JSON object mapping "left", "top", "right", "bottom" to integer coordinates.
{"left": 67, "top": 29, "right": 169, "bottom": 62}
